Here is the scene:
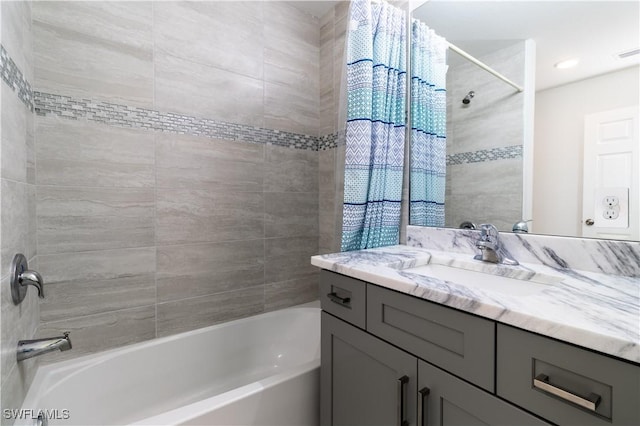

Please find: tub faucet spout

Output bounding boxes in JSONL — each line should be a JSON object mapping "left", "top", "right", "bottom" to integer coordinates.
{"left": 17, "top": 332, "right": 72, "bottom": 362}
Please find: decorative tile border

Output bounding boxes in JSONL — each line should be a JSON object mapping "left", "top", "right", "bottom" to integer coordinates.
{"left": 35, "top": 91, "right": 325, "bottom": 150}
{"left": 0, "top": 44, "right": 34, "bottom": 111}
{"left": 318, "top": 131, "right": 344, "bottom": 150}
{"left": 0, "top": 43, "right": 342, "bottom": 152}
{"left": 446, "top": 145, "right": 522, "bottom": 165}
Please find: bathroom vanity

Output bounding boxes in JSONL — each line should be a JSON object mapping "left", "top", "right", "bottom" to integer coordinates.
{"left": 312, "top": 228, "right": 640, "bottom": 426}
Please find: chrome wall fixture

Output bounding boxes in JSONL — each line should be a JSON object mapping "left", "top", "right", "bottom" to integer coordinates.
{"left": 17, "top": 332, "right": 72, "bottom": 362}
{"left": 10, "top": 253, "right": 45, "bottom": 305}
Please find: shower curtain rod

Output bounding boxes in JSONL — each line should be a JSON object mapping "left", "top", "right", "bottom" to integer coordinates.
{"left": 448, "top": 42, "right": 524, "bottom": 92}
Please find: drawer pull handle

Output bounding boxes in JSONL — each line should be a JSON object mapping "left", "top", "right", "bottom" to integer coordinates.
{"left": 417, "top": 387, "right": 430, "bottom": 426}
{"left": 397, "top": 375, "right": 409, "bottom": 426}
{"left": 533, "top": 374, "right": 601, "bottom": 412}
{"left": 328, "top": 292, "right": 351, "bottom": 306}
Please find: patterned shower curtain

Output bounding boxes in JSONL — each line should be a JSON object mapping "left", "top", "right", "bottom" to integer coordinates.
{"left": 410, "top": 20, "right": 448, "bottom": 227}
{"left": 341, "top": 0, "right": 407, "bottom": 251}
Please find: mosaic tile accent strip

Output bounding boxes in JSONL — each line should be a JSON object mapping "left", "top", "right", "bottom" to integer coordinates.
{"left": 318, "top": 131, "right": 345, "bottom": 150}
{"left": 1, "top": 44, "right": 34, "bottom": 111}
{"left": 447, "top": 145, "right": 522, "bottom": 165}
{"left": 35, "top": 91, "right": 339, "bottom": 151}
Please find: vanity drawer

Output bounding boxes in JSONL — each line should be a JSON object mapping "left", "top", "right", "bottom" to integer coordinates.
{"left": 497, "top": 324, "right": 640, "bottom": 425}
{"left": 367, "top": 284, "right": 495, "bottom": 392}
{"left": 320, "top": 270, "right": 366, "bottom": 329}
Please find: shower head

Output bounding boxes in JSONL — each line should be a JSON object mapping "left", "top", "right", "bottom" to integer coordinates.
{"left": 462, "top": 91, "right": 475, "bottom": 105}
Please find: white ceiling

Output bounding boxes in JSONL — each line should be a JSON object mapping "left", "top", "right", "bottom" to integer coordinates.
{"left": 293, "top": 1, "right": 639, "bottom": 91}
{"left": 413, "top": 1, "right": 640, "bottom": 91}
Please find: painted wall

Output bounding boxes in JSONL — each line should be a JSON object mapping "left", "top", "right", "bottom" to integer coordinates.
{"left": 533, "top": 66, "right": 640, "bottom": 237}
{"left": 0, "top": 0, "right": 40, "bottom": 419}
{"left": 29, "top": 1, "right": 322, "bottom": 364}
{"left": 445, "top": 41, "right": 528, "bottom": 232}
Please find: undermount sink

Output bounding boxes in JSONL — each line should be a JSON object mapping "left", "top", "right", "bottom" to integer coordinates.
{"left": 402, "top": 260, "right": 563, "bottom": 297}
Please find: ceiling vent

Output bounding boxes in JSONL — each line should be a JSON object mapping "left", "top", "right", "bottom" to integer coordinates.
{"left": 617, "top": 48, "right": 640, "bottom": 59}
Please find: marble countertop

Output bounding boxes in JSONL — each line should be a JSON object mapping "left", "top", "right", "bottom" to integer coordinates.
{"left": 311, "top": 245, "right": 640, "bottom": 363}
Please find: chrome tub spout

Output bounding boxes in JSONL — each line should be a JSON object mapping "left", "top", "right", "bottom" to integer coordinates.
{"left": 17, "top": 332, "right": 72, "bottom": 362}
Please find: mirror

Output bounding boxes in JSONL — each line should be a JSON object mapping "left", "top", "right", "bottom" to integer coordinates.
{"left": 409, "top": 1, "right": 640, "bottom": 240}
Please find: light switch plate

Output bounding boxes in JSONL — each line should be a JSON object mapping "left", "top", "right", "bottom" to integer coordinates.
{"left": 594, "top": 187, "right": 629, "bottom": 228}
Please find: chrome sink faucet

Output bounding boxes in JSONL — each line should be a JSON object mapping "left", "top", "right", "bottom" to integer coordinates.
{"left": 17, "top": 332, "right": 72, "bottom": 362}
{"left": 474, "top": 224, "right": 519, "bottom": 265}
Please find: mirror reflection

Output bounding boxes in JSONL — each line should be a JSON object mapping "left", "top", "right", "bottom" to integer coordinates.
{"left": 409, "top": 1, "right": 639, "bottom": 241}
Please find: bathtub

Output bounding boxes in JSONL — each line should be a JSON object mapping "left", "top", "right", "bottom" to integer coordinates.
{"left": 18, "top": 303, "right": 320, "bottom": 426}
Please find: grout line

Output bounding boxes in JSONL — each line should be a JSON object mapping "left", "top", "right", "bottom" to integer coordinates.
{"left": 151, "top": 0, "right": 159, "bottom": 340}
{"left": 40, "top": 304, "right": 157, "bottom": 327}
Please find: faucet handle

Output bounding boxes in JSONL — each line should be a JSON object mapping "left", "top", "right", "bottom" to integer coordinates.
{"left": 19, "top": 269, "right": 44, "bottom": 297}
{"left": 478, "top": 223, "right": 499, "bottom": 241}
{"left": 10, "top": 254, "right": 45, "bottom": 305}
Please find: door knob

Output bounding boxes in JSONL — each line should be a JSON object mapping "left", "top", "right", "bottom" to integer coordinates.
{"left": 585, "top": 218, "right": 595, "bottom": 226}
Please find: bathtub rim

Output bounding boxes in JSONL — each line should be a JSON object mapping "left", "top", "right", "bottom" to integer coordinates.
{"left": 131, "top": 358, "right": 320, "bottom": 426}
{"left": 20, "top": 301, "right": 320, "bottom": 419}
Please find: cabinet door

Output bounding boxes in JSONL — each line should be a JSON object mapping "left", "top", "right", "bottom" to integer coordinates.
{"left": 321, "top": 312, "right": 417, "bottom": 426}
{"left": 418, "top": 360, "right": 550, "bottom": 426}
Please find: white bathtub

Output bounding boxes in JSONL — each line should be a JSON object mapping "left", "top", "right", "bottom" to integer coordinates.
{"left": 19, "top": 303, "right": 320, "bottom": 426}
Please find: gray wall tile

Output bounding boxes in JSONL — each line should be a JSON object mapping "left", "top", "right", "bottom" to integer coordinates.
{"left": 263, "top": 2, "right": 321, "bottom": 137}
{"left": 443, "top": 42, "right": 525, "bottom": 231}
{"left": 264, "top": 2, "right": 320, "bottom": 49}
{"left": 33, "top": 1, "right": 154, "bottom": 107}
{"left": 318, "top": 148, "right": 336, "bottom": 191}
{"left": 1, "top": 357, "right": 39, "bottom": 422}
{"left": 38, "top": 305, "right": 156, "bottom": 363}
{"left": 37, "top": 187, "right": 155, "bottom": 254}
{"left": 265, "top": 192, "right": 319, "bottom": 238}
{"left": 36, "top": 116, "right": 155, "bottom": 188}
{"left": 156, "top": 133, "right": 264, "bottom": 192}
{"left": 27, "top": 184, "right": 37, "bottom": 261}
{"left": 157, "top": 240, "right": 264, "bottom": 303}
{"left": 156, "top": 189, "right": 264, "bottom": 246}
{"left": 26, "top": 112, "right": 35, "bottom": 185}
{"left": 38, "top": 248, "right": 156, "bottom": 322}
{"left": 264, "top": 44, "right": 319, "bottom": 95}
{"left": 1, "top": 0, "right": 34, "bottom": 83}
{"left": 21, "top": 0, "right": 327, "bottom": 369}
{"left": 155, "top": 52, "right": 264, "bottom": 127}
{"left": 319, "top": 191, "right": 338, "bottom": 254}
{"left": 264, "top": 81, "right": 319, "bottom": 136}
{"left": 1, "top": 180, "right": 30, "bottom": 275}
{"left": 265, "top": 236, "right": 319, "bottom": 284}
{"left": 157, "top": 287, "right": 264, "bottom": 338}
{"left": 264, "top": 145, "right": 318, "bottom": 193}
{"left": 2, "top": 84, "right": 29, "bottom": 182}
{"left": 154, "top": 1, "right": 264, "bottom": 80}
{"left": 1, "top": 1, "right": 37, "bottom": 414}
{"left": 445, "top": 159, "right": 523, "bottom": 232}
{"left": 265, "top": 274, "right": 319, "bottom": 312}
{"left": 1, "top": 272, "right": 39, "bottom": 389}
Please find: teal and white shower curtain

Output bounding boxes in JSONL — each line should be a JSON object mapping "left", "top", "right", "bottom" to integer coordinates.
{"left": 410, "top": 20, "right": 448, "bottom": 227}
{"left": 341, "top": 0, "right": 407, "bottom": 251}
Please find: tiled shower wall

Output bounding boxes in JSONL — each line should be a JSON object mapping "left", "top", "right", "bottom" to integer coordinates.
{"left": 318, "top": 2, "right": 348, "bottom": 254}
{"left": 0, "top": 0, "right": 40, "bottom": 416}
{"left": 445, "top": 41, "right": 526, "bottom": 231}
{"left": 29, "top": 1, "right": 323, "bottom": 363}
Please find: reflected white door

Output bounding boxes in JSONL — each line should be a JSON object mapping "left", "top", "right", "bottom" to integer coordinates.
{"left": 582, "top": 106, "right": 639, "bottom": 240}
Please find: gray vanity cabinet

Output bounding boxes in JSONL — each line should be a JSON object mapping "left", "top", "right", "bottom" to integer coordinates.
{"left": 320, "top": 270, "right": 639, "bottom": 426}
{"left": 321, "top": 312, "right": 417, "bottom": 426}
{"left": 418, "top": 361, "right": 549, "bottom": 426}
{"left": 497, "top": 324, "right": 640, "bottom": 425}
